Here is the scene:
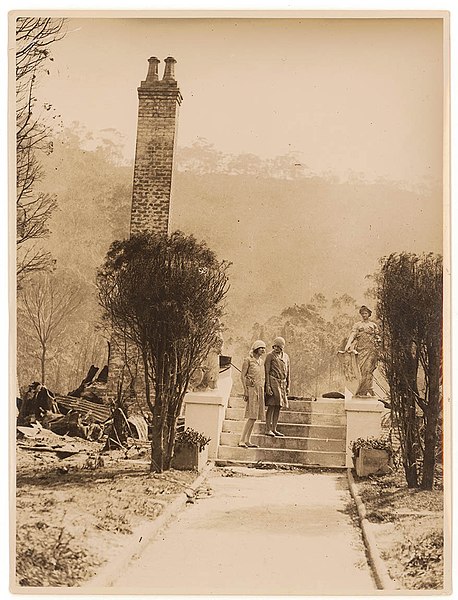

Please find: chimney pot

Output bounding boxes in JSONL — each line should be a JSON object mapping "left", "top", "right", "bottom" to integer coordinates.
{"left": 146, "top": 57, "right": 160, "bottom": 82}
{"left": 163, "top": 57, "right": 177, "bottom": 81}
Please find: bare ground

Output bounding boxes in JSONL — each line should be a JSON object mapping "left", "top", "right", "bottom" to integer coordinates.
{"left": 14, "top": 427, "right": 446, "bottom": 591}
{"left": 14, "top": 428, "right": 196, "bottom": 588}
{"left": 353, "top": 468, "right": 445, "bottom": 590}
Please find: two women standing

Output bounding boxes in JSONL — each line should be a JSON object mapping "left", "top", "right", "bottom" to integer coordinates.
{"left": 239, "top": 336, "right": 290, "bottom": 447}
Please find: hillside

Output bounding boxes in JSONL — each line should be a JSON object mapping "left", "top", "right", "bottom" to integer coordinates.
{"left": 21, "top": 136, "right": 442, "bottom": 391}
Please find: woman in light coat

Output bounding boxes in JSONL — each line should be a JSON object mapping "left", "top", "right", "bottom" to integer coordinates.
{"left": 238, "top": 340, "right": 267, "bottom": 448}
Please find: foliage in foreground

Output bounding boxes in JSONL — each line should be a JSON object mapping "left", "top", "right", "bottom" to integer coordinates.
{"left": 356, "top": 468, "right": 444, "bottom": 590}
{"left": 376, "top": 252, "right": 442, "bottom": 490}
{"left": 97, "top": 231, "right": 230, "bottom": 472}
{"left": 175, "top": 427, "right": 211, "bottom": 452}
{"left": 397, "top": 530, "right": 444, "bottom": 590}
{"left": 16, "top": 523, "right": 97, "bottom": 587}
{"left": 351, "top": 436, "right": 393, "bottom": 457}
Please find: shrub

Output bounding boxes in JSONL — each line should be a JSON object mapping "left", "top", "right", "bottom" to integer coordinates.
{"left": 351, "top": 436, "right": 393, "bottom": 458}
{"left": 175, "top": 428, "right": 211, "bottom": 452}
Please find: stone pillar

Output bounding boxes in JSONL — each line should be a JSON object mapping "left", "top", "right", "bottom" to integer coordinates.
{"left": 130, "top": 56, "right": 183, "bottom": 236}
{"left": 344, "top": 388, "right": 384, "bottom": 467}
{"left": 183, "top": 368, "right": 233, "bottom": 459}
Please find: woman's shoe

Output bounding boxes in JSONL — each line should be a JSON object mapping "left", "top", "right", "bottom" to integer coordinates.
{"left": 273, "top": 430, "right": 285, "bottom": 437}
{"left": 238, "top": 442, "right": 247, "bottom": 448}
{"left": 247, "top": 443, "right": 259, "bottom": 448}
{"left": 266, "top": 431, "right": 276, "bottom": 437}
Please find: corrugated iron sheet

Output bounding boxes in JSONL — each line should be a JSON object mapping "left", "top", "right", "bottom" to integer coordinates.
{"left": 56, "top": 396, "right": 111, "bottom": 423}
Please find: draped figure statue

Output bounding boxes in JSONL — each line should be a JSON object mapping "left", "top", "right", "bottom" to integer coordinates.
{"left": 341, "top": 305, "right": 381, "bottom": 397}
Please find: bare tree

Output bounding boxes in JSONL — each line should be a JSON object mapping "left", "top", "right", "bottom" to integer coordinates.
{"left": 97, "top": 231, "right": 230, "bottom": 472}
{"left": 16, "top": 17, "right": 66, "bottom": 283}
{"left": 20, "top": 273, "right": 83, "bottom": 385}
{"left": 376, "top": 252, "right": 443, "bottom": 490}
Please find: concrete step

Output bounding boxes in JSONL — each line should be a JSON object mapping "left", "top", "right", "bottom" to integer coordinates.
{"left": 222, "top": 420, "right": 346, "bottom": 440}
{"left": 228, "top": 396, "right": 345, "bottom": 413}
{"left": 225, "top": 407, "right": 346, "bottom": 426}
{"left": 220, "top": 431, "right": 345, "bottom": 452}
{"left": 217, "top": 444, "right": 346, "bottom": 468}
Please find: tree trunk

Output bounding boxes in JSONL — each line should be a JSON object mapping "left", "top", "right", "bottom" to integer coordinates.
{"left": 422, "top": 410, "right": 439, "bottom": 490}
{"left": 421, "top": 362, "right": 441, "bottom": 490}
{"left": 41, "top": 346, "right": 46, "bottom": 385}
{"left": 164, "top": 414, "right": 178, "bottom": 470}
{"left": 150, "top": 424, "right": 164, "bottom": 473}
{"left": 151, "top": 389, "right": 164, "bottom": 473}
{"left": 163, "top": 420, "right": 174, "bottom": 471}
{"left": 403, "top": 395, "right": 419, "bottom": 488}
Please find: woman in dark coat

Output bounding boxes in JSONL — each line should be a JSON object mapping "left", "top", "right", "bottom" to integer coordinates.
{"left": 264, "top": 336, "right": 290, "bottom": 437}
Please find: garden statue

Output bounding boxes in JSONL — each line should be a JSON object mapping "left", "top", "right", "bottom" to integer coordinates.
{"left": 338, "top": 305, "right": 381, "bottom": 397}
{"left": 192, "top": 325, "right": 224, "bottom": 392}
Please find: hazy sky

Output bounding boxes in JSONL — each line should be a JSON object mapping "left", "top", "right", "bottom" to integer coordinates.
{"left": 35, "top": 16, "right": 444, "bottom": 186}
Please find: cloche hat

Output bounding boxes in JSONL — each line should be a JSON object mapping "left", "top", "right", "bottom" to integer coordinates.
{"left": 272, "top": 336, "right": 286, "bottom": 349}
{"left": 252, "top": 340, "right": 267, "bottom": 351}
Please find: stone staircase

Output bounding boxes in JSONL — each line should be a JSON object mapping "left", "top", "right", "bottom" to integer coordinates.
{"left": 216, "top": 395, "right": 347, "bottom": 468}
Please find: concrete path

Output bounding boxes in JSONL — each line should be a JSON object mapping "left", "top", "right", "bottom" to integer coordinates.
{"left": 110, "top": 467, "right": 376, "bottom": 595}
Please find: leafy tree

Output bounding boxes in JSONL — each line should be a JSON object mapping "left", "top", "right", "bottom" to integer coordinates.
{"left": 176, "top": 138, "right": 225, "bottom": 174}
{"left": 40, "top": 125, "right": 132, "bottom": 275}
{"left": 232, "top": 294, "right": 358, "bottom": 398}
{"left": 97, "top": 231, "right": 230, "bottom": 472}
{"left": 16, "top": 17, "right": 66, "bottom": 283}
{"left": 376, "top": 252, "right": 443, "bottom": 490}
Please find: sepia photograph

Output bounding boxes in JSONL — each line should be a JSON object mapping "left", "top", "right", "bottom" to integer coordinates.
{"left": 9, "top": 10, "right": 450, "bottom": 595}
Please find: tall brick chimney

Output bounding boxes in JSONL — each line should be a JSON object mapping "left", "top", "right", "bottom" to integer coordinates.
{"left": 106, "top": 57, "right": 182, "bottom": 405}
{"left": 130, "top": 56, "right": 183, "bottom": 236}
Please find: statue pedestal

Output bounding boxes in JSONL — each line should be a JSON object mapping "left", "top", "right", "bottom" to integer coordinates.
{"left": 183, "top": 368, "right": 233, "bottom": 459}
{"left": 344, "top": 388, "right": 384, "bottom": 468}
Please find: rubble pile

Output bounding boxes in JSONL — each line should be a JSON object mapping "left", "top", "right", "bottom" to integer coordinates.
{"left": 16, "top": 365, "right": 149, "bottom": 455}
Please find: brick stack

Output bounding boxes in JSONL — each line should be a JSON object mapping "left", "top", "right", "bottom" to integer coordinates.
{"left": 130, "top": 56, "right": 182, "bottom": 235}
{"left": 106, "top": 57, "right": 182, "bottom": 404}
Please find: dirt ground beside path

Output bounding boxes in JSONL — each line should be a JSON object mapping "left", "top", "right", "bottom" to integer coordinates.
{"left": 14, "top": 429, "right": 196, "bottom": 588}
{"left": 13, "top": 427, "right": 446, "bottom": 592}
{"left": 353, "top": 469, "right": 445, "bottom": 591}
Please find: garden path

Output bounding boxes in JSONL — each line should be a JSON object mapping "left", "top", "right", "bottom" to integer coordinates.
{"left": 109, "top": 467, "right": 376, "bottom": 594}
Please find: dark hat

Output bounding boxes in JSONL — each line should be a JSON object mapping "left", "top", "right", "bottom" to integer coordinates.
{"left": 359, "top": 305, "right": 372, "bottom": 316}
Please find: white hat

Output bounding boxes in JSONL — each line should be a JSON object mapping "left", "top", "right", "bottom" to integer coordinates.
{"left": 252, "top": 340, "right": 267, "bottom": 351}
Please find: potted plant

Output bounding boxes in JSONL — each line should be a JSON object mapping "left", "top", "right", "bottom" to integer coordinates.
{"left": 171, "top": 427, "right": 211, "bottom": 472}
{"left": 351, "top": 436, "right": 393, "bottom": 477}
